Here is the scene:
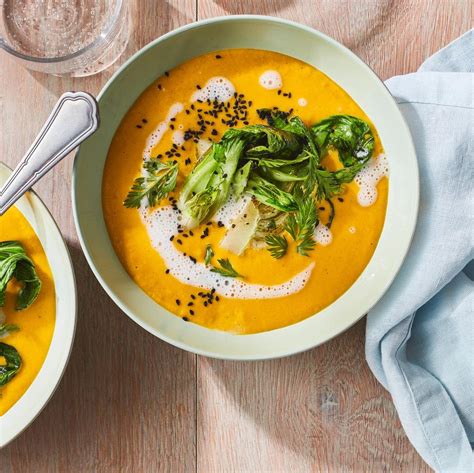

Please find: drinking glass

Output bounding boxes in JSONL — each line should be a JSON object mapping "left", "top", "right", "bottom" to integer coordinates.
{"left": 0, "top": 0, "right": 130, "bottom": 76}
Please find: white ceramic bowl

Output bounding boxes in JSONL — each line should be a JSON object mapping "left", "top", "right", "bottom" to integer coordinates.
{"left": 73, "top": 16, "right": 418, "bottom": 360}
{"left": 0, "top": 163, "right": 76, "bottom": 447}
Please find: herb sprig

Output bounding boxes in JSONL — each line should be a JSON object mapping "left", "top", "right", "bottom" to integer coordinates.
{"left": 285, "top": 197, "right": 318, "bottom": 256}
{"left": 204, "top": 245, "right": 214, "bottom": 266}
{"left": 210, "top": 258, "right": 244, "bottom": 278}
{"left": 124, "top": 159, "right": 178, "bottom": 208}
{"left": 265, "top": 234, "right": 288, "bottom": 259}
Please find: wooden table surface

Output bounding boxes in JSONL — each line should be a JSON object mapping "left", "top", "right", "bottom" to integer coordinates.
{"left": 0, "top": 1, "right": 470, "bottom": 472}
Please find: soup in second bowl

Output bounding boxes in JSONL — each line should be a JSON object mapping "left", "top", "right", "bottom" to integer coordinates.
{"left": 0, "top": 206, "right": 56, "bottom": 415}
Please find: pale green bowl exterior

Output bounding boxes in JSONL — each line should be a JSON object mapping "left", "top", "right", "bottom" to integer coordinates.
{"left": 73, "top": 16, "right": 418, "bottom": 360}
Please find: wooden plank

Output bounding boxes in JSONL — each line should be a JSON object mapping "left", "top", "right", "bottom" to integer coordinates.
{"left": 0, "top": 1, "right": 197, "bottom": 472}
{"left": 196, "top": 1, "right": 470, "bottom": 472}
{"left": 198, "top": 0, "right": 471, "bottom": 80}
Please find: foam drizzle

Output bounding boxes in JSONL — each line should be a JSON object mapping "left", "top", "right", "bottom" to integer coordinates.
{"left": 259, "top": 70, "right": 282, "bottom": 90}
{"left": 354, "top": 153, "right": 389, "bottom": 206}
{"left": 140, "top": 206, "right": 314, "bottom": 299}
{"left": 143, "top": 102, "right": 184, "bottom": 160}
{"left": 191, "top": 77, "right": 235, "bottom": 103}
{"left": 314, "top": 223, "right": 333, "bottom": 246}
{"left": 172, "top": 130, "right": 185, "bottom": 146}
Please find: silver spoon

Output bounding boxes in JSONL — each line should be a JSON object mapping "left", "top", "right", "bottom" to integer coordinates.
{"left": 0, "top": 91, "right": 99, "bottom": 215}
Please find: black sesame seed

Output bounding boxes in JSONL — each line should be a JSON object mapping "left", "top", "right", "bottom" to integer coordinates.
{"left": 215, "top": 54, "right": 222, "bottom": 59}
{"left": 158, "top": 84, "right": 162, "bottom": 90}
{"left": 191, "top": 294, "right": 196, "bottom": 300}
{"left": 187, "top": 302, "right": 194, "bottom": 307}
{"left": 176, "top": 299, "right": 181, "bottom": 306}
{"left": 136, "top": 124, "right": 142, "bottom": 129}
{"left": 338, "top": 197, "right": 344, "bottom": 202}
{"left": 177, "top": 239, "right": 183, "bottom": 245}
{"left": 165, "top": 269, "right": 170, "bottom": 274}
{"left": 190, "top": 310, "right": 195, "bottom": 316}
{"left": 182, "top": 316, "right": 189, "bottom": 322}
{"left": 165, "top": 71, "right": 169, "bottom": 77}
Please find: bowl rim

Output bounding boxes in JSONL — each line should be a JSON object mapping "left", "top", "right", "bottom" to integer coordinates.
{"left": 0, "top": 163, "right": 77, "bottom": 447}
{"left": 72, "top": 14, "right": 419, "bottom": 360}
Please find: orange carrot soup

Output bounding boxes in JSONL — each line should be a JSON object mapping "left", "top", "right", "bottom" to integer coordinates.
{"left": 0, "top": 206, "right": 56, "bottom": 414}
{"left": 103, "top": 49, "right": 388, "bottom": 334}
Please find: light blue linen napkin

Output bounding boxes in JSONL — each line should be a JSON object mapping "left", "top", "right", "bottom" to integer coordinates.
{"left": 365, "top": 30, "right": 474, "bottom": 473}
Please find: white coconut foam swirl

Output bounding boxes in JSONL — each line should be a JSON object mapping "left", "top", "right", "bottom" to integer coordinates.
{"left": 354, "top": 153, "right": 389, "bottom": 206}
{"left": 140, "top": 206, "right": 314, "bottom": 299}
{"left": 143, "top": 102, "right": 184, "bottom": 161}
{"left": 191, "top": 77, "right": 235, "bottom": 103}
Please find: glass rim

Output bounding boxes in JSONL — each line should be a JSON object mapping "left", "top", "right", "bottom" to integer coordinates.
{"left": 0, "top": 0, "right": 125, "bottom": 64}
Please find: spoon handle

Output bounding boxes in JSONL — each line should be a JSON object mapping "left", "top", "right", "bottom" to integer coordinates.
{"left": 0, "top": 91, "right": 99, "bottom": 215}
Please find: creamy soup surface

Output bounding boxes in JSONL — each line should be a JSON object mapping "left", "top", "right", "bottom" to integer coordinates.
{"left": 0, "top": 206, "right": 56, "bottom": 415}
{"left": 103, "top": 49, "right": 388, "bottom": 334}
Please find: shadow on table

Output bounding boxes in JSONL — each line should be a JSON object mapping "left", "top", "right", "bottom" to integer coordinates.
{"left": 198, "top": 320, "right": 417, "bottom": 469}
{"left": 0, "top": 240, "right": 197, "bottom": 471}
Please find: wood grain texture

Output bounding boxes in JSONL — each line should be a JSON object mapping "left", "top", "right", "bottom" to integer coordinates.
{"left": 0, "top": 1, "right": 470, "bottom": 472}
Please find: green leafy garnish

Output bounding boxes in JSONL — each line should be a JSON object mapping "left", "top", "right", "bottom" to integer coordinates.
{"left": 232, "top": 162, "right": 252, "bottom": 198}
{"left": 0, "top": 324, "right": 20, "bottom": 338}
{"left": 0, "top": 241, "right": 42, "bottom": 310}
{"left": 265, "top": 234, "right": 288, "bottom": 259}
{"left": 204, "top": 245, "right": 214, "bottom": 266}
{"left": 311, "top": 115, "right": 374, "bottom": 167}
{"left": 224, "top": 124, "right": 302, "bottom": 159}
{"left": 285, "top": 197, "right": 318, "bottom": 256}
{"left": 124, "top": 159, "right": 178, "bottom": 208}
{"left": 178, "top": 139, "right": 245, "bottom": 228}
{"left": 0, "top": 342, "right": 21, "bottom": 386}
{"left": 314, "top": 163, "right": 365, "bottom": 201}
{"left": 210, "top": 258, "right": 243, "bottom": 278}
{"left": 246, "top": 174, "right": 298, "bottom": 212}
{"left": 125, "top": 108, "right": 376, "bottom": 256}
